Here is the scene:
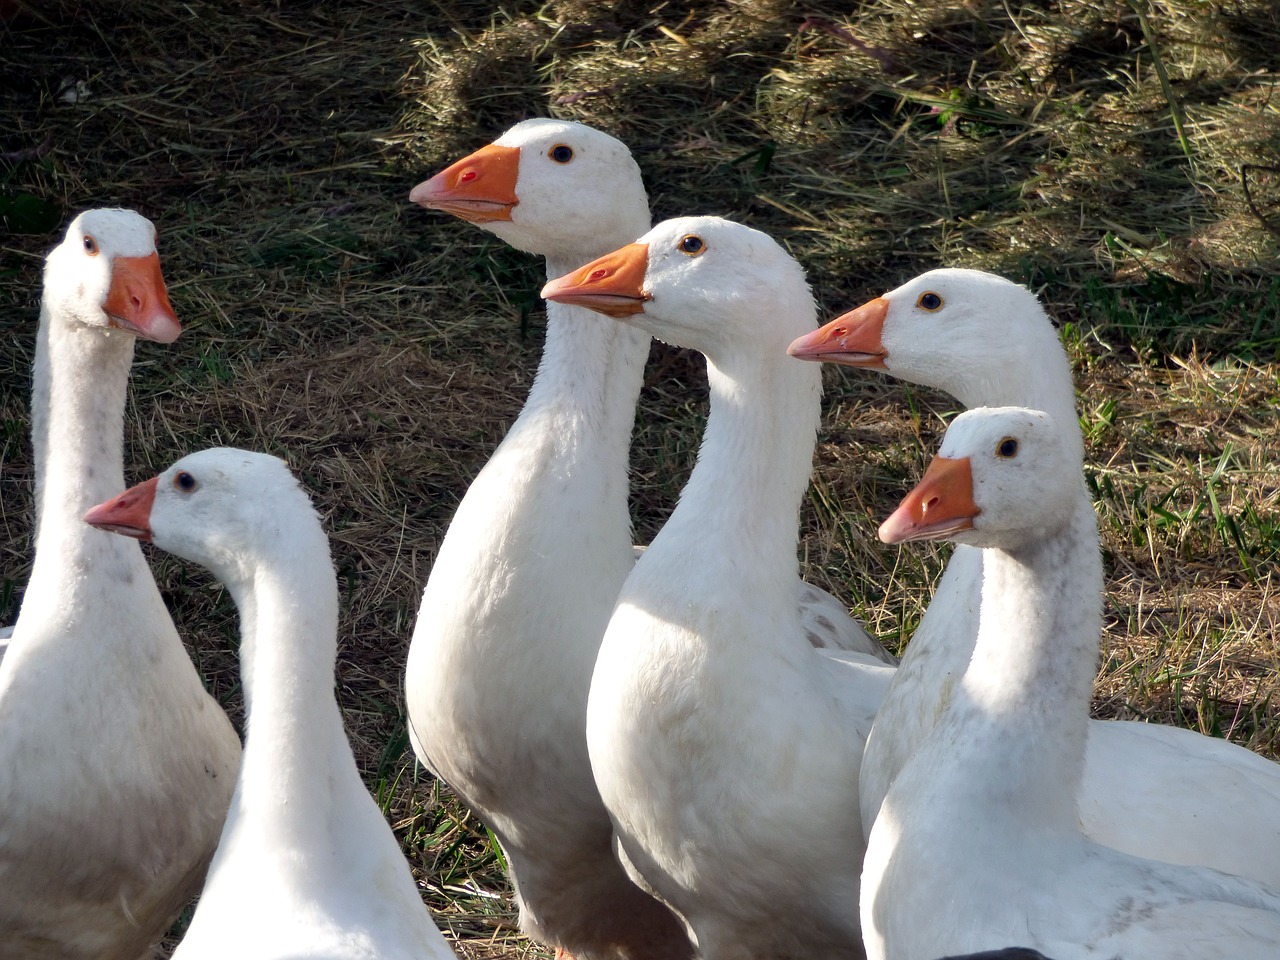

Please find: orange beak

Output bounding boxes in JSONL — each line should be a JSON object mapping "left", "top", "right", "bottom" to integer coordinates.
{"left": 541, "top": 243, "right": 651, "bottom": 318}
{"left": 409, "top": 142, "right": 520, "bottom": 224}
{"left": 787, "top": 296, "right": 889, "bottom": 368}
{"left": 104, "top": 253, "right": 181, "bottom": 344}
{"left": 878, "top": 456, "right": 979, "bottom": 544}
{"left": 83, "top": 476, "right": 159, "bottom": 541}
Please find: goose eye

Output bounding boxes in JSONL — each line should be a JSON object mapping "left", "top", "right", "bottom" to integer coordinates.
{"left": 917, "top": 292, "right": 942, "bottom": 311}
{"left": 678, "top": 234, "right": 706, "bottom": 256}
{"left": 549, "top": 144, "right": 574, "bottom": 163}
{"left": 83, "top": 235, "right": 99, "bottom": 255}
{"left": 996, "top": 437, "right": 1019, "bottom": 459}
{"left": 173, "top": 471, "right": 199, "bottom": 493}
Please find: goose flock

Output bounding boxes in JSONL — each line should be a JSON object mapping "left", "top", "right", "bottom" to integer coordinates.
{"left": 1, "top": 118, "right": 1277, "bottom": 960}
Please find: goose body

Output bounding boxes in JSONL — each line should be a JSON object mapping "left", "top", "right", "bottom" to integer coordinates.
{"left": 404, "top": 119, "right": 695, "bottom": 959}
{"left": 789, "top": 268, "right": 1280, "bottom": 884}
{"left": 0, "top": 210, "right": 240, "bottom": 960}
{"left": 85, "top": 448, "right": 455, "bottom": 960}
{"left": 545, "top": 216, "right": 893, "bottom": 959}
{"left": 862, "top": 407, "right": 1280, "bottom": 960}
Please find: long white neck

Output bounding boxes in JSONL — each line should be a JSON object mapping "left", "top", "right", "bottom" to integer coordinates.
{"left": 495, "top": 252, "right": 650, "bottom": 528}
{"left": 647, "top": 346, "right": 821, "bottom": 617}
{"left": 949, "top": 501, "right": 1103, "bottom": 827}
{"left": 222, "top": 526, "right": 349, "bottom": 851}
{"left": 526, "top": 283, "right": 649, "bottom": 466}
{"left": 540, "top": 250, "right": 652, "bottom": 452}
{"left": 24, "top": 308, "right": 153, "bottom": 618}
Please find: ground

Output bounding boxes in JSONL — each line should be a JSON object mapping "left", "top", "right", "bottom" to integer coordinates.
{"left": 1, "top": 1, "right": 1278, "bottom": 956}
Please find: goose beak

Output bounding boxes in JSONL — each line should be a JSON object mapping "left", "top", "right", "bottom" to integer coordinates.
{"left": 104, "top": 253, "right": 181, "bottom": 344}
{"left": 409, "top": 142, "right": 520, "bottom": 224}
{"left": 879, "top": 456, "right": 979, "bottom": 544}
{"left": 787, "top": 296, "right": 889, "bottom": 368}
{"left": 84, "top": 477, "right": 159, "bottom": 541}
{"left": 541, "top": 243, "right": 651, "bottom": 318}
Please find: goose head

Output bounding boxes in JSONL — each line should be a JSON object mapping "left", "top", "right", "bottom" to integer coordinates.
{"left": 409, "top": 118, "right": 649, "bottom": 262}
{"left": 83, "top": 448, "right": 316, "bottom": 583}
{"left": 43, "top": 208, "right": 181, "bottom": 343}
{"left": 878, "top": 406, "right": 1078, "bottom": 552}
{"left": 787, "top": 268, "right": 1065, "bottom": 406}
{"left": 540, "top": 215, "right": 815, "bottom": 360}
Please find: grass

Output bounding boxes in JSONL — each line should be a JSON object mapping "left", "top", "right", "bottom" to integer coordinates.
{"left": 1, "top": 0, "right": 1278, "bottom": 955}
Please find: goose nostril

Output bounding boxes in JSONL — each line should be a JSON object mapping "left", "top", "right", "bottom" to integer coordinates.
{"left": 589, "top": 268, "right": 609, "bottom": 282}
{"left": 923, "top": 495, "right": 940, "bottom": 516}
{"left": 459, "top": 169, "right": 478, "bottom": 183}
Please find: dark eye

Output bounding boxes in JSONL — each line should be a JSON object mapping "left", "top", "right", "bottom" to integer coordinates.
{"left": 548, "top": 144, "right": 574, "bottom": 163}
{"left": 678, "top": 234, "right": 706, "bottom": 256}
{"left": 173, "top": 471, "right": 199, "bottom": 492}
{"left": 917, "top": 292, "right": 942, "bottom": 311}
{"left": 83, "top": 235, "right": 99, "bottom": 255}
{"left": 996, "top": 437, "right": 1019, "bottom": 459}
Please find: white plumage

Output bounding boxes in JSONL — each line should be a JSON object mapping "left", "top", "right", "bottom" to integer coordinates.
{"left": 86, "top": 448, "right": 456, "bottom": 960}
{"left": 863, "top": 406, "right": 1280, "bottom": 960}
{"left": 545, "top": 215, "right": 893, "bottom": 959}
{"left": 790, "top": 267, "right": 1280, "bottom": 885}
{"left": 0, "top": 209, "right": 240, "bottom": 960}
{"left": 405, "top": 119, "right": 695, "bottom": 959}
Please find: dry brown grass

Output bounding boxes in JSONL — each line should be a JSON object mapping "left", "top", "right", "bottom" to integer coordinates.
{"left": 2, "top": 0, "right": 1279, "bottom": 955}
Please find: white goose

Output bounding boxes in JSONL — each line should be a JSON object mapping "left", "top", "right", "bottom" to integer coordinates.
{"left": 788, "top": 268, "right": 1280, "bottom": 886}
{"left": 85, "top": 448, "right": 456, "bottom": 960}
{"left": 0, "top": 210, "right": 240, "bottom": 960}
{"left": 864, "top": 406, "right": 1280, "bottom": 960}
{"left": 544, "top": 216, "right": 895, "bottom": 959}
{"left": 408, "top": 118, "right": 890, "bottom": 662}
{"left": 404, "top": 119, "right": 887, "bottom": 960}
{"left": 405, "top": 118, "right": 696, "bottom": 960}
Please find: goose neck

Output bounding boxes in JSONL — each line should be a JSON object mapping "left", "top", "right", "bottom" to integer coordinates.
{"left": 30, "top": 307, "right": 137, "bottom": 558}
{"left": 505, "top": 255, "right": 650, "bottom": 487}
{"left": 227, "top": 550, "right": 347, "bottom": 832}
{"left": 34, "top": 308, "right": 135, "bottom": 509}
{"left": 654, "top": 350, "right": 820, "bottom": 590}
{"left": 956, "top": 501, "right": 1103, "bottom": 826}
{"left": 525, "top": 300, "right": 649, "bottom": 447}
